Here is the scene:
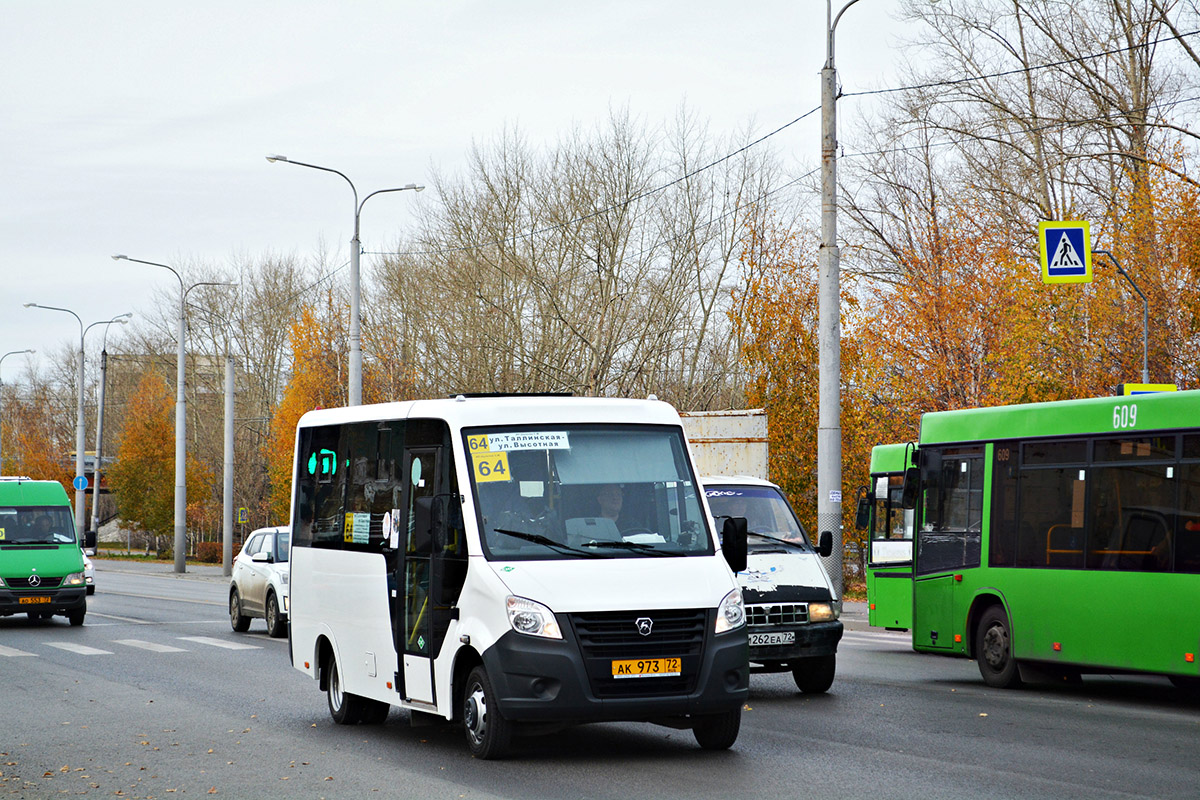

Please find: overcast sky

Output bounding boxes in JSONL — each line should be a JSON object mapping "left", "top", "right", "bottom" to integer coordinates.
{"left": 1, "top": 1, "right": 907, "bottom": 379}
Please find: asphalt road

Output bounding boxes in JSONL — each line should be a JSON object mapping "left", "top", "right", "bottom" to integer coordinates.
{"left": 1, "top": 560, "right": 1197, "bottom": 799}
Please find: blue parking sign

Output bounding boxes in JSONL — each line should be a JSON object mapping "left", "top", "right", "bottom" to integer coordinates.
{"left": 1039, "top": 221, "right": 1092, "bottom": 284}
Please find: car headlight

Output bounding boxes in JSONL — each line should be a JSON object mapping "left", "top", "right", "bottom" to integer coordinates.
{"left": 715, "top": 588, "right": 745, "bottom": 633}
{"left": 279, "top": 572, "right": 289, "bottom": 585}
{"left": 506, "top": 595, "right": 562, "bottom": 639}
{"left": 63, "top": 572, "right": 86, "bottom": 587}
{"left": 809, "top": 601, "right": 840, "bottom": 622}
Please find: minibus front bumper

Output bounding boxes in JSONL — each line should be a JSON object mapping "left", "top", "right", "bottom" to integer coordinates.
{"left": 0, "top": 586, "right": 87, "bottom": 617}
{"left": 482, "top": 623, "right": 749, "bottom": 723}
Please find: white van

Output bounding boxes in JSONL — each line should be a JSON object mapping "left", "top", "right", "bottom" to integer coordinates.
{"left": 703, "top": 475, "right": 843, "bottom": 693}
{"left": 287, "top": 396, "right": 749, "bottom": 758}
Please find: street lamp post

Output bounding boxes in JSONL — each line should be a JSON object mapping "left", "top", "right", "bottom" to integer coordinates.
{"left": 88, "top": 314, "right": 134, "bottom": 543}
{"left": 0, "top": 348, "right": 36, "bottom": 476}
{"left": 1093, "top": 249, "right": 1150, "bottom": 384}
{"left": 818, "top": 0, "right": 861, "bottom": 597}
{"left": 112, "top": 255, "right": 233, "bottom": 573}
{"left": 266, "top": 154, "right": 423, "bottom": 406}
{"left": 23, "top": 304, "right": 131, "bottom": 540}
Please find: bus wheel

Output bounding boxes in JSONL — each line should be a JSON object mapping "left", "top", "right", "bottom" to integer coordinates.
{"left": 326, "top": 653, "right": 372, "bottom": 724}
{"left": 68, "top": 608, "right": 85, "bottom": 626}
{"left": 692, "top": 706, "right": 741, "bottom": 750}
{"left": 265, "top": 592, "right": 286, "bottom": 639}
{"left": 229, "top": 590, "right": 251, "bottom": 633}
{"left": 976, "top": 606, "right": 1022, "bottom": 688}
{"left": 792, "top": 654, "right": 836, "bottom": 694}
{"left": 463, "top": 666, "right": 512, "bottom": 759}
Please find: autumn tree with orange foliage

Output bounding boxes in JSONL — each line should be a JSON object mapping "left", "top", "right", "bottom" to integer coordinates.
{"left": 0, "top": 381, "right": 73, "bottom": 490}
{"left": 108, "top": 372, "right": 213, "bottom": 556}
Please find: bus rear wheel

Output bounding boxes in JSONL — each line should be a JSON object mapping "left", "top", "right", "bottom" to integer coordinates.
{"left": 976, "top": 606, "right": 1022, "bottom": 688}
{"left": 325, "top": 653, "right": 385, "bottom": 725}
{"left": 463, "top": 666, "right": 512, "bottom": 759}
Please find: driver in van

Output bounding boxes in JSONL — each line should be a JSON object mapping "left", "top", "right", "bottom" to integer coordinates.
{"left": 32, "top": 514, "right": 54, "bottom": 541}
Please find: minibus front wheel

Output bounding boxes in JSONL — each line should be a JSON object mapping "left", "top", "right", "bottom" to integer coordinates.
{"left": 463, "top": 666, "right": 513, "bottom": 759}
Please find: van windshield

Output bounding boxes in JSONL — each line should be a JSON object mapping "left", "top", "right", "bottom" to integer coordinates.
{"left": 465, "top": 424, "right": 713, "bottom": 561}
{"left": 705, "top": 485, "right": 813, "bottom": 552}
{"left": 0, "top": 506, "right": 77, "bottom": 545}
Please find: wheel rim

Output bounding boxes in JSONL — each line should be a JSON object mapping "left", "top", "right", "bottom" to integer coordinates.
{"left": 329, "top": 661, "right": 344, "bottom": 712}
{"left": 229, "top": 593, "right": 240, "bottom": 625}
{"left": 981, "top": 623, "right": 1009, "bottom": 670}
{"left": 266, "top": 597, "right": 277, "bottom": 630}
{"left": 464, "top": 682, "right": 487, "bottom": 746}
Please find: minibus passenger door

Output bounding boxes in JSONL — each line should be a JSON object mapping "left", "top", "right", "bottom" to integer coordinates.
{"left": 398, "top": 448, "right": 438, "bottom": 705}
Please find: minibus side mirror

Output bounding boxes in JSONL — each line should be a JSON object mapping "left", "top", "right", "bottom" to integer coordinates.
{"left": 853, "top": 487, "right": 871, "bottom": 530}
{"left": 721, "top": 516, "right": 747, "bottom": 573}
{"left": 900, "top": 467, "right": 921, "bottom": 509}
{"left": 817, "top": 530, "right": 833, "bottom": 558}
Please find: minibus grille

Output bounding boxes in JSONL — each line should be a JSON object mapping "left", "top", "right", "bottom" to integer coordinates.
{"left": 746, "top": 603, "right": 808, "bottom": 627}
{"left": 5, "top": 576, "right": 64, "bottom": 589}
{"left": 568, "top": 609, "right": 706, "bottom": 698}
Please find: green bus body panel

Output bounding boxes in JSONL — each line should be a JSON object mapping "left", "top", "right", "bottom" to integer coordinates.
{"left": 918, "top": 389, "right": 1200, "bottom": 445}
{"left": 869, "top": 443, "right": 912, "bottom": 473}
{"left": 867, "top": 566, "right": 913, "bottom": 629}
{"left": 906, "top": 392, "right": 1200, "bottom": 680}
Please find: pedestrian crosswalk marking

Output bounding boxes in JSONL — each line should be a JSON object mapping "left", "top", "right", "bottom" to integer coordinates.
{"left": 114, "top": 639, "right": 188, "bottom": 653}
{"left": 45, "top": 642, "right": 114, "bottom": 656}
{"left": 0, "top": 644, "right": 37, "bottom": 657}
{"left": 177, "top": 636, "right": 261, "bottom": 650}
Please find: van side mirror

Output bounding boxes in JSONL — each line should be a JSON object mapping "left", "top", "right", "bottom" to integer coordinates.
{"left": 900, "top": 467, "right": 920, "bottom": 509}
{"left": 83, "top": 530, "right": 97, "bottom": 553}
{"left": 721, "top": 516, "right": 748, "bottom": 573}
{"left": 817, "top": 530, "right": 833, "bottom": 558}
{"left": 853, "top": 487, "right": 871, "bottom": 530}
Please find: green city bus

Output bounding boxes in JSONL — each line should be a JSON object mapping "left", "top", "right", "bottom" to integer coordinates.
{"left": 897, "top": 390, "right": 1200, "bottom": 689}
{"left": 862, "top": 444, "right": 915, "bottom": 631}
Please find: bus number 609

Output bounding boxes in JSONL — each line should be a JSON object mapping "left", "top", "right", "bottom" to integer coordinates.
{"left": 1113, "top": 403, "right": 1138, "bottom": 430}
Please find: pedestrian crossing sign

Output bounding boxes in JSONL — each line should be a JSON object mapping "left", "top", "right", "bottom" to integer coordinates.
{"left": 1039, "top": 220, "right": 1092, "bottom": 284}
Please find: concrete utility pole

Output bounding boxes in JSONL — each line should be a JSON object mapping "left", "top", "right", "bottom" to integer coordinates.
{"left": 266, "top": 154, "right": 423, "bottom": 406}
{"left": 223, "top": 352, "right": 235, "bottom": 577}
{"left": 818, "top": 0, "right": 861, "bottom": 597}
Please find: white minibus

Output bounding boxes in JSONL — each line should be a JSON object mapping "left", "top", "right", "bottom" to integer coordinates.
{"left": 287, "top": 395, "right": 749, "bottom": 758}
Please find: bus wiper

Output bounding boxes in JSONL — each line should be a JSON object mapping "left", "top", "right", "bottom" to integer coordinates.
{"left": 493, "top": 528, "right": 600, "bottom": 558}
{"left": 746, "top": 531, "right": 810, "bottom": 551}
{"left": 580, "top": 541, "right": 681, "bottom": 557}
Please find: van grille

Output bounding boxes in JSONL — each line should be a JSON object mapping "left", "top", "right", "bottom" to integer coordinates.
{"left": 746, "top": 603, "right": 808, "bottom": 627}
{"left": 568, "top": 609, "right": 707, "bottom": 698}
{"left": 5, "top": 576, "right": 64, "bottom": 589}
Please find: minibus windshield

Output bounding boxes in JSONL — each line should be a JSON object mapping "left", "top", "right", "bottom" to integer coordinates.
{"left": 466, "top": 424, "right": 713, "bottom": 561}
{"left": 0, "top": 506, "right": 77, "bottom": 545}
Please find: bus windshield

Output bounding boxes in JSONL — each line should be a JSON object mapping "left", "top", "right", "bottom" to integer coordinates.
{"left": 466, "top": 424, "right": 712, "bottom": 561}
{"left": 0, "top": 506, "right": 77, "bottom": 545}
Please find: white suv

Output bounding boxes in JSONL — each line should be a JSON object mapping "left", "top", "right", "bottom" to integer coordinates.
{"left": 229, "top": 526, "right": 290, "bottom": 638}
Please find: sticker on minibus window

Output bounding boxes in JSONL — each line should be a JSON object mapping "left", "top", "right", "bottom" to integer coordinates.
{"left": 343, "top": 512, "right": 371, "bottom": 544}
{"left": 472, "top": 451, "right": 511, "bottom": 483}
{"left": 477, "top": 431, "right": 570, "bottom": 452}
{"left": 0, "top": 528, "right": 5, "bottom": 540}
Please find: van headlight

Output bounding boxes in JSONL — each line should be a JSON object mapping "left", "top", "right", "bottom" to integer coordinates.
{"left": 506, "top": 595, "right": 562, "bottom": 639}
{"left": 63, "top": 572, "right": 86, "bottom": 587}
{"left": 715, "top": 588, "right": 745, "bottom": 633}
{"left": 809, "top": 602, "right": 840, "bottom": 622}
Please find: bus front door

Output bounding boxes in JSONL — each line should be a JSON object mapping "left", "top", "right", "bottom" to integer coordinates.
{"left": 398, "top": 447, "right": 439, "bottom": 705}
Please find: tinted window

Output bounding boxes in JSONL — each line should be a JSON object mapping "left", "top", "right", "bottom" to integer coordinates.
{"left": 916, "top": 447, "right": 983, "bottom": 574}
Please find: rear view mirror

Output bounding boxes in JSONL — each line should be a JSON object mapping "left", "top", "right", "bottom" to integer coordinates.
{"left": 853, "top": 487, "right": 871, "bottom": 530}
{"left": 721, "top": 516, "right": 748, "bottom": 573}
{"left": 900, "top": 467, "right": 920, "bottom": 509}
{"left": 83, "top": 530, "right": 97, "bottom": 553}
{"left": 817, "top": 530, "right": 833, "bottom": 558}
{"left": 252, "top": 551, "right": 271, "bottom": 563}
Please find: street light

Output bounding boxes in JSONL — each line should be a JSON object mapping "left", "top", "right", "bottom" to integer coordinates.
{"left": 112, "top": 254, "right": 234, "bottom": 573}
{"left": 0, "top": 348, "right": 35, "bottom": 476}
{"left": 818, "top": 0, "right": 862, "bottom": 597}
{"left": 23, "top": 304, "right": 130, "bottom": 541}
{"left": 87, "top": 313, "right": 134, "bottom": 544}
{"left": 1093, "top": 249, "right": 1150, "bottom": 384}
{"left": 267, "top": 154, "right": 424, "bottom": 406}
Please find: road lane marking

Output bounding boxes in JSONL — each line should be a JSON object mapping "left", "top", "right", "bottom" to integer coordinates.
{"left": 99, "top": 590, "right": 225, "bottom": 608}
{"left": 113, "top": 639, "right": 189, "bottom": 653}
{"left": 45, "top": 642, "right": 114, "bottom": 655}
{"left": 0, "top": 644, "right": 37, "bottom": 657}
{"left": 88, "top": 612, "right": 153, "bottom": 624}
{"left": 177, "top": 636, "right": 261, "bottom": 650}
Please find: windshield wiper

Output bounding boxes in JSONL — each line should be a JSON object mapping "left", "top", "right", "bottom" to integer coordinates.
{"left": 580, "top": 540, "right": 681, "bottom": 557}
{"left": 493, "top": 528, "right": 600, "bottom": 558}
{"left": 746, "top": 531, "right": 810, "bottom": 551}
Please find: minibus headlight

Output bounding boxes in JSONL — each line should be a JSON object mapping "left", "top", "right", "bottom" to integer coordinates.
{"left": 506, "top": 595, "right": 562, "bottom": 639}
{"left": 809, "top": 602, "right": 839, "bottom": 622}
{"left": 63, "top": 572, "right": 86, "bottom": 587}
{"left": 715, "top": 588, "right": 745, "bottom": 633}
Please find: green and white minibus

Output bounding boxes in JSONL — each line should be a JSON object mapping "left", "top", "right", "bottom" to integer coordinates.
{"left": 893, "top": 390, "right": 1200, "bottom": 689}
{"left": 0, "top": 477, "right": 91, "bottom": 625}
